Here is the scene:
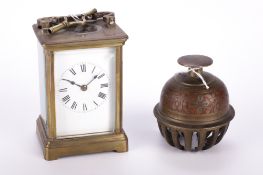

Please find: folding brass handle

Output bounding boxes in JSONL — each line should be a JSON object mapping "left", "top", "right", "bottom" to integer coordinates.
{"left": 37, "top": 8, "right": 115, "bottom": 34}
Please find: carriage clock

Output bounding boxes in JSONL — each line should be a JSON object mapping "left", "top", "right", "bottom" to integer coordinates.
{"left": 33, "top": 9, "right": 128, "bottom": 160}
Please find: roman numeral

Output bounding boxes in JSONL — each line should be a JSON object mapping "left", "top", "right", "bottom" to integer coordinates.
{"left": 83, "top": 103, "right": 87, "bottom": 111}
{"left": 93, "top": 101, "right": 98, "bottom": 106}
{"left": 62, "top": 95, "right": 70, "bottom": 104}
{"left": 92, "top": 66, "right": 96, "bottom": 73}
{"left": 71, "top": 101, "right": 77, "bottom": 110}
{"left": 80, "top": 64, "right": 86, "bottom": 72}
{"left": 100, "top": 83, "right": 108, "bottom": 88}
{"left": 69, "top": 68, "right": 76, "bottom": 75}
{"left": 98, "top": 73, "right": 105, "bottom": 79}
{"left": 98, "top": 92, "right": 106, "bottom": 99}
{"left": 59, "top": 88, "right": 67, "bottom": 92}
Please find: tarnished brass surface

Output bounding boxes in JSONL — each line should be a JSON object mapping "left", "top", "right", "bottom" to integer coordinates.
{"left": 33, "top": 9, "right": 127, "bottom": 46}
{"left": 154, "top": 55, "right": 235, "bottom": 151}
{"left": 44, "top": 50, "right": 56, "bottom": 138}
{"left": 33, "top": 10, "right": 128, "bottom": 160}
{"left": 37, "top": 117, "right": 128, "bottom": 160}
{"left": 33, "top": 20, "right": 127, "bottom": 46}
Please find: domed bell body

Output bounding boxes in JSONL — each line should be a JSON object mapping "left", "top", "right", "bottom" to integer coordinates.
{"left": 154, "top": 55, "right": 235, "bottom": 151}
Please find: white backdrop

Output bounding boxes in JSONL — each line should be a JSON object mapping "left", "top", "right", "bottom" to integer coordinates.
{"left": 0, "top": 0, "right": 263, "bottom": 175}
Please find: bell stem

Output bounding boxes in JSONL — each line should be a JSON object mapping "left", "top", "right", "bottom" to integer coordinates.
{"left": 188, "top": 67, "right": 203, "bottom": 77}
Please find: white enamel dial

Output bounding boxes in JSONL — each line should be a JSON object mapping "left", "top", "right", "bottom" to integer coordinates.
{"left": 54, "top": 47, "right": 116, "bottom": 137}
{"left": 58, "top": 63, "right": 109, "bottom": 113}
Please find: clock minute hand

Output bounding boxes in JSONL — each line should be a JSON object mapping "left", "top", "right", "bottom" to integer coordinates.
{"left": 62, "top": 79, "right": 82, "bottom": 87}
{"left": 86, "top": 75, "right": 98, "bottom": 86}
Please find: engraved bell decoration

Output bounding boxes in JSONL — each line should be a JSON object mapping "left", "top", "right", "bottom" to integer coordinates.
{"left": 154, "top": 55, "right": 235, "bottom": 151}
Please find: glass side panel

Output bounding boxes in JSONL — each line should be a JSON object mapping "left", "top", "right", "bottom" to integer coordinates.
{"left": 37, "top": 42, "right": 47, "bottom": 123}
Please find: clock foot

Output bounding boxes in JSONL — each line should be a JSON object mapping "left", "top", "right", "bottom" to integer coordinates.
{"left": 114, "top": 148, "right": 128, "bottom": 153}
{"left": 36, "top": 116, "right": 128, "bottom": 161}
{"left": 114, "top": 143, "right": 128, "bottom": 153}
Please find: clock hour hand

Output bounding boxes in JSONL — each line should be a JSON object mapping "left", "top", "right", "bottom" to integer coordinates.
{"left": 86, "top": 75, "right": 98, "bottom": 86}
{"left": 62, "top": 79, "right": 82, "bottom": 87}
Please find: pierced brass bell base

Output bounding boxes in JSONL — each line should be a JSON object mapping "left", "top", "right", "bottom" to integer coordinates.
{"left": 36, "top": 117, "right": 128, "bottom": 160}
{"left": 154, "top": 104, "right": 235, "bottom": 151}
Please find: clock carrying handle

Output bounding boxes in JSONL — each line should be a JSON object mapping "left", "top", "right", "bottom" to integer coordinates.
{"left": 37, "top": 8, "right": 115, "bottom": 34}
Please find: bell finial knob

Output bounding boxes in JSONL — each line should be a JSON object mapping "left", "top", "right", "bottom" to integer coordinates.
{"left": 177, "top": 55, "right": 213, "bottom": 68}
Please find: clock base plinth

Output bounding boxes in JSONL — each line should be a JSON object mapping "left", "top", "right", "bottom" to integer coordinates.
{"left": 36, "top": 116, "right": 128, "bottom": 161}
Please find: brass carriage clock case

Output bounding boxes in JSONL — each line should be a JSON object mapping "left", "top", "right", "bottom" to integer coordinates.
{"left": 33, "top": 9, "right": 128, "bottom": 160}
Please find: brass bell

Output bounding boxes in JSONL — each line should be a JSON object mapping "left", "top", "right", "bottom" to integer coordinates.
{"left": 154, "top": 55, "right": 235, "bottom": 151}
